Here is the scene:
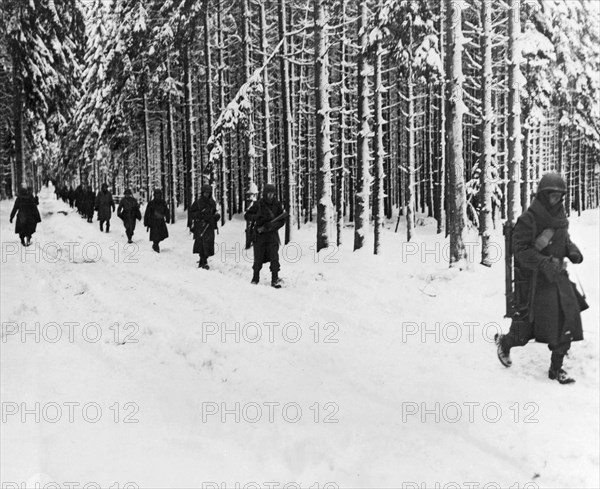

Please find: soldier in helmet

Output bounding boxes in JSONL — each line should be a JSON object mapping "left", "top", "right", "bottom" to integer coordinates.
{"left": 9, "top": 187, "right": 42, "bottom": 246}
{"left": 495, "top": 172, "right": 587, "bottom": 384}
{"left": 188, "top": 184, "right": 220, "bottom": 269}
{"left": 244, "top": 183, "right": 286, "bottom": 288}
{"left": 117, "top": 188, "right": 142, "bottom": 243}
{"left": 95, "top": 183, "right": 115, "bottom": 232}
{"left": 144, "top": 189, "right": 170, "bottom": 253}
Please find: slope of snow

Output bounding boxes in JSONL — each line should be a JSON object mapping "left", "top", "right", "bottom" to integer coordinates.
{"left": 1, "top": 185, "right": 598, "bottom": 489}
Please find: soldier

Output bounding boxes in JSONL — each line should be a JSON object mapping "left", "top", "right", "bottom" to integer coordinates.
{"left": 244, "top": 183, "right": 286, "bottom": 288}
{"left": 144, "top": 189, "right": 170, "bottom": 253}
{"left": 84, "top": 185, "right": 96, "bottom": 223}
{"left": 495, "top": 173, "right": 587, "bottom": 384}
{"left": 188, "top": 184, "right": 220, "bottom": 269}
{"left": 117, "top": 188, "right": 142, "bottom": 243}
{"left": 9, "top": 187, "right": 41, "bottom": 246}
{"left": 95, "top": 183, "right": 115, "bottom": 232}
{"left": 68, "top": 186, "right": 76, "bottom": 208}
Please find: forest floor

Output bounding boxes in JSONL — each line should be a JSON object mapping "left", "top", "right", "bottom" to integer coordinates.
{"left": 1, "top": 185, "right": 598, "bottom": 489}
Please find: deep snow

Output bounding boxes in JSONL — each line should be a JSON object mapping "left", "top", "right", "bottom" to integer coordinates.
{"left": 1, "top": 185, "right": 598, "bottom": 489}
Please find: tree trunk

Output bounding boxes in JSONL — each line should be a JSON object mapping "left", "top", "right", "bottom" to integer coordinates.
{"left": 446, "top": 0, "right": 468, "bottom": 267}
{"left": 204, "top": 6, "right": 214, "bottom": 186}
{"left": 278, "top": 0, "right": 294, "bottom": 243}
{"left": 353, "top": 2, "right": 371, "bottom": 251}
{"left": 242, "top": 0, "right": 256, "bottom": 198}
{"left": 406, "top": 61, "right": 416, "bottom": 242}
{"left": 259, "top": 0, "right": 273, "bottom": 184}
{"left": 167, "top": 59, "right": 177, "bottom": 223}
{"left": 142, "top": 91, "right": 151, "bottom": 201}
{"left": 373, "top": 39, "right": 384, "bottom": 254}
{"left": 438, "top": 0, "right": 446, "bottom": 234}
{"left": 480, "top": 0, "right": 494, "bottom": 267}
{"left": 507, "top": 0, "right": 523, "bottom": 224}
{"left": 217, "top": 0, "right": 228, "bottom": 224}
{"left": 13, "top": 61, "right": 24, "bottom": 191}
{"left": 314, "top": 0, "right": 333, "bottom": 251}
{"left": 184, "top": 42, "right": 196, "bottom": 208}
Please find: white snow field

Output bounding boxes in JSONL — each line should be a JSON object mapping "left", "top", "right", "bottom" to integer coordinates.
{"left": 1, "top": 185, "right": 598, "bottom": 489}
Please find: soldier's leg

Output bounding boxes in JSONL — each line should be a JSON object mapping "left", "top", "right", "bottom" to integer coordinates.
{"left": 501, "top": 316, "right": 534, "bottom": 350}
{"left": 252, "top": 241, "right": 264, "bottom": 283}
{"left": 268, "top": 243, "right": 281, "bottom": 286}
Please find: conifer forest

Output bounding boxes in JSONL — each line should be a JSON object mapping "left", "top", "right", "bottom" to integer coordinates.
{"left": 1, "top": 0, "right": 599, "bottom": 261}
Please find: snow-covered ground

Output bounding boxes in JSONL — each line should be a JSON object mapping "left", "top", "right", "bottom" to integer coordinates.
{"left": 1, "top": 185, "right": 598, "bottom": 489}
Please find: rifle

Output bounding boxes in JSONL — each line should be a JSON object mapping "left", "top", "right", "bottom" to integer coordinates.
{"left": 256, "top": 212, "right": 288, "bottom": 234}
{"left": 505, "top": 219, "right": 534, "bottom": 319}
{"left": 503, "top": 220, "right": 514, "bottom": 318}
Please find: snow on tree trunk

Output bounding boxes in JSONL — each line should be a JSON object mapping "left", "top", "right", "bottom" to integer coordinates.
{"left": 479, "top": 0, "right": 494, "bottom": 267}
{"left": 259, "top": 0, "right": 272, "bottom": 185}
{"left": 446, "top": 0, "right": 468, "bottom": 267}
{"left": 242, "top": 0, "right": 256, "bottom": 197}
{"left": 217, "top": 0, "right": 228, "bottom": 225}
{"left": 142, "top": 91, "right": 151, "bottom": 202}
{"left": 373, "top": 39, "right": 385, "bottom": 255}
{"left": 167, "top": 59, "right": 177, "bottom": 223}
{"left": 438, "top": 1, "right": 446, "bottom": 235}
{"left": 13, "top": 63, "right": 24, "bottom": 191}
{"left": 406, "top": 58, "right": 416, "bottom": 243}
{"left": 314, "top": 0, "right": 333, "bottom": 252}
{"left": 507, "top": 0, "right": 523, "bottom": 224}
{"left": 204, "top": 7, "right": 214, "bottom": 186}
{"left": 184, "top": 42, "right": 196, "bottom": 207}
{"left": 354, "top": 2, "right": 371, "bottom": 251}
{"left": 278, "top": 0, "right": 294, "bottom": 244}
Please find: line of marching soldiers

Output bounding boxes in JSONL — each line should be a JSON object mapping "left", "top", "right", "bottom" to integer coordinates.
{"left": 11, "top": 182, "right": 286, "bottom": 288}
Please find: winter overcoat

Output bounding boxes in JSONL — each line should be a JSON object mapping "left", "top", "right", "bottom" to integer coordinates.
{"left": 188, "top": 196, "right": 219, "bottom": 256}
{"left": 10, "top": 195, "right": 41, "bottom": 236}
{"left": 513, "top": 198, "right": 584, "bottom": 345}
{"left": 144, "top": 198, "right": 170, "bottom": 243}
{"left": 245, "top": 197, "right": 285, "bottom": 264}
{"left": 117, "top": 196, "right": 142, "bottom": 233}
{"left": 84, "top": 189, "right": 96, "bottom": 218}
{"left": 95, "top": 190, "right": 115, "bottom": 221}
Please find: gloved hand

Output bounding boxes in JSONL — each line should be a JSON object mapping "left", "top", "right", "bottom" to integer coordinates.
{"left": 568, "top": 250, "right": 583, "bottom": 264}
{"left": 9, "top": 217, "right": 13, "bottom": 223}
{"left": 257, "top": 226, "right": 266, "bottom": 234}
{"left": 539, "top": 257, "right": 562, "bottom": 283}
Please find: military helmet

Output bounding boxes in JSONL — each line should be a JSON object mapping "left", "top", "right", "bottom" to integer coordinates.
{"left": 537, "top": 172, "right": 567, "bottom": 194}
{"left": 201, "top": 184, "right": 212, "bottom": 195}
{"left": 263, "top": 183, "right": 276, "bottom": 195}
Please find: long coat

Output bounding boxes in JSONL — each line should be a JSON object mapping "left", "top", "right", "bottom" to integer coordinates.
{"left": 188, "top": 197, "right": 220, "bottom": 256}
{"left": 10, "top": 195, "right": 41, "bottom": 236}
{"left": 95, "top": 190, "right": 115, "bottom": 221}
{"left": 513, "top": 199, "right": 584, "bottom": 345}
{"left": 244, "top": 198, "right": 285, "bottom": 265}
{"left": 117, "top": 196, "right": 141, "bottom": 233}
{"left": 144, "top": 198, "right": 170, "bottom": 243}
{"left": 83, "top": 189, "right": 96, "bottom": 218}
